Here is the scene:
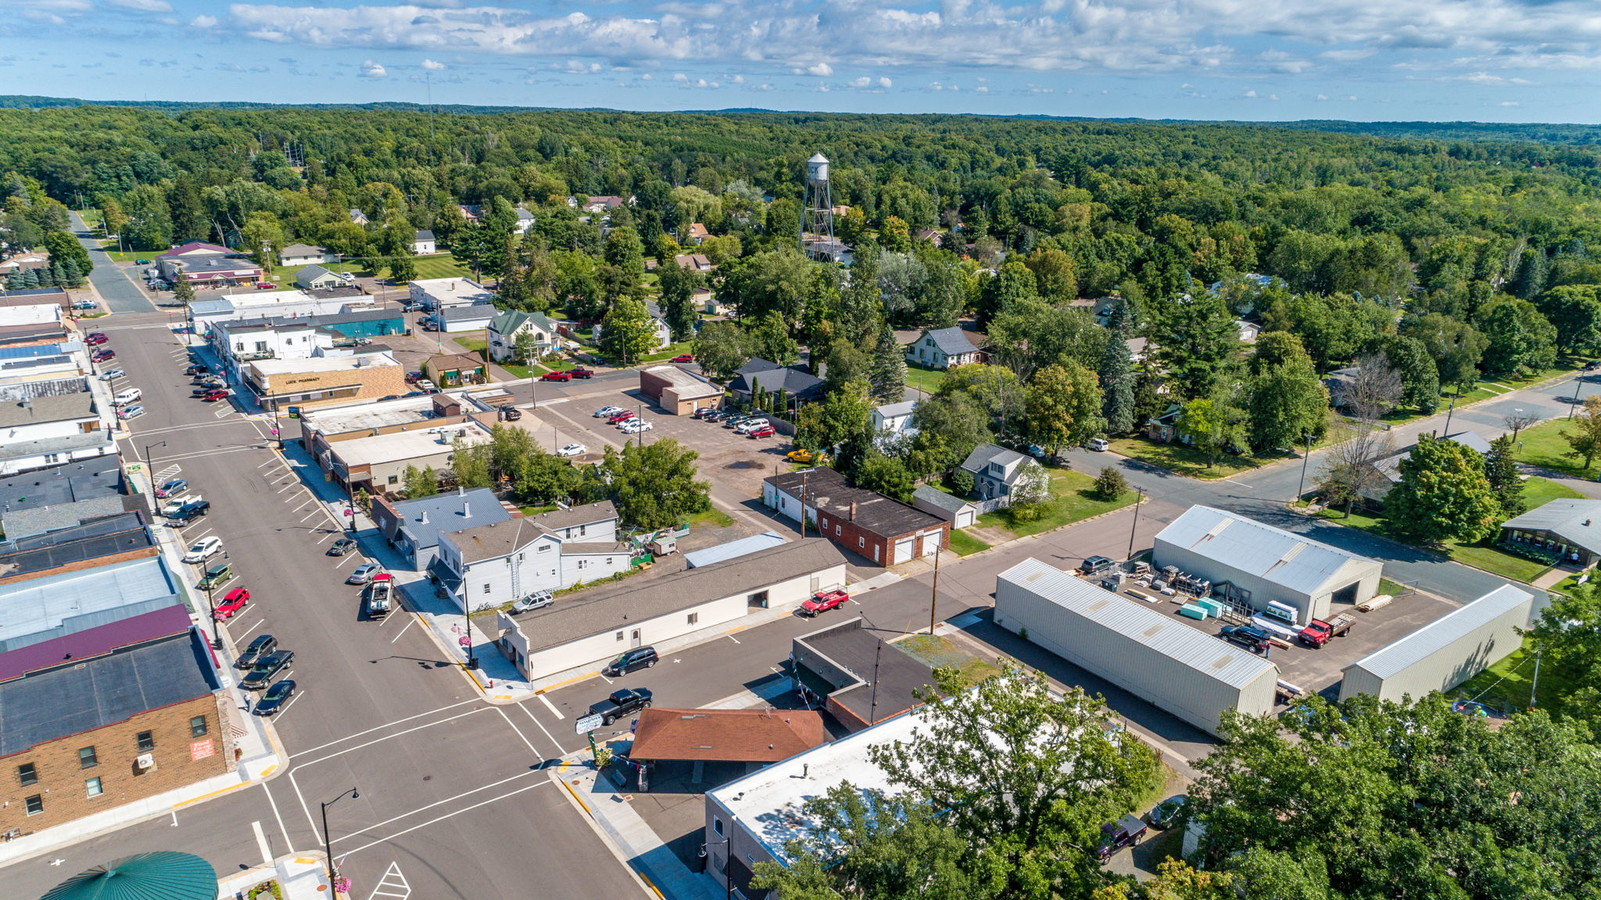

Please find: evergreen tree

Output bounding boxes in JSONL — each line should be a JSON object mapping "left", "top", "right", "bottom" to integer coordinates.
{"left": 1098, "top": 321, "right": 1136, "bottom": 434}
{"left": 1510, "top": 247, "right": 1549, "bottom": 300}
{"left": 1149, "top": 291, "right": 1239, "bottom": 400}
{"left": 59, "top": 256, "right": 82, "bottom": 287}
{"left": 47, "top": 261, "right": 66, "bottom": 288}
{"left": 172, "top": 271, "right": 195, "bottom": 303}
{"left": 1484, "top": 435, "right": 1525, "bottom": 518}
{"left": 868, "top": 325, "right": 907, "bottom": 404}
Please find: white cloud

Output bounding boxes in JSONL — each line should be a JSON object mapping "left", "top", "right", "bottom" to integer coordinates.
{"left": 359, "top": 59, "right": 387, "bottom": 78}
{"left": 672, "top": 72, "right": 688, "bottom": 82}
{"left": 189, "top": 13, "right": 215, "bottom": 28}
{"left": 1316, "top": 93, "right": 1328, "bottom": 100}
{"left": 108, "top": 0, "right": 173, "bottom": 11}
{"left": 1500, "top": 100, "right": 1522, "bottom": 106}
{"left": 756, "top": 82, "right": 774, "bottom": 91}
{"left": 640, "top": 73, "right": 653, "bottom": 81}
{"left": 730, "top": 74, "right": 744, "bottom": 83}
{"left": 877, "top": 76, "right": 891, "bottom": 88}
{"left": 421, "top": 58, "right": 446, "bottom": 71}
{"left": 850, "top": 76, "right": 870, "bottom": 88}
{"left": 1242, "top": 89, "right": 1258, "bottom": 98}
{"left": 806, "top": 62, "right": 833, "bottom": 77}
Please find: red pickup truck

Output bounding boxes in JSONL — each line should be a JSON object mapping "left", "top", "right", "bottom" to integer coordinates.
{"left": 1297, "top": 613, "right": 1356, "bottom": 648}
{"left": 799, "top": 589, "right": 849, "bottom": 617}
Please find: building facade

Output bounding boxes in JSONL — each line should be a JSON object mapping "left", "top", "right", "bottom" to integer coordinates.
{"left": 763, "top": 468, "right": 948, "bottom": 567}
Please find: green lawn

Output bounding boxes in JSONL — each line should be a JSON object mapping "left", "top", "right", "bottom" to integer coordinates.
{"left": 946, "top": 530, "right": 991, "bottom": 556}
{"left": 639, "top": 341, "right": 694, "bottom": 364}
{"left": 688, "top": 507, "right": 736, "bottom": 528}
{"left": 95, "top": 240, "right": 143, "bottom": 264}
{"left": 976, "top": 468, "right": 1139, "bottom": 539}
{"left": 1514, "top": 417, "right": 1592, "bottom": 480}
{"left": 1107, "top": 437, "right": 1274, "bottom": 480}
{"left": 413, "top": 253, "right": 472, "bottom": 280}
{"left": 1315, "top": 475, "right": 1582, "bottom": 583}
{"left": 904, "top": 363, "right": 947, "bottom": 397}
{"left": 1452, "top": 637, "right": 1571, "bottom": 714}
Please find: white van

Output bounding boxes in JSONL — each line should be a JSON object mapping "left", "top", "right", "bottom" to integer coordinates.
{"left": 735, "top": 417, "right": 770, "bottom": 434}
{"left": 113, "top": 388, "right": 142, "bottom": 406}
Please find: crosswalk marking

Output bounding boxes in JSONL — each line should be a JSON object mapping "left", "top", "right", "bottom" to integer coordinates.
{"left": 367, "top": 861, "right": 411, "bottom": 899}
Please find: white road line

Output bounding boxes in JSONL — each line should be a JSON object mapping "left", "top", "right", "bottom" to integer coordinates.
{"left": 367, "top": 862, "right": 412, "bottom": 900}
{"left": 537, "top": 693, "right": 564, "bottom": 720}
{"left": 725, "top": 634, "right": 741, "bottom": 644}
{"left": 517, "top": 700, "right": 566, "bottom": 752}
{"left": 251, "top": 820, "right": 273, "bottom": 865}
{"left": 235, "top": 619, "right": 265, "bottom": 640}
{"left": 274, "top": 690, "right": 306, "bottom": 718}
{"left": 261, "top": 782, "right": 295, "bottom": 856}
{"left": 288, "top": 702, "right": 485, "bottom": 760}
{"left": 332, "top": 768, "right": 547, "bottom": 845}
{"left": 299, "top": 511, "right": 319, "bottom": 523}
{"left": 495, "top": 707, "right": 546, "bottom": 758}
{"left": 389, "top": 616, "right": 417, "bottom": 642}
{"left": 333, "top": 781, "right": 552, "bottom": 859}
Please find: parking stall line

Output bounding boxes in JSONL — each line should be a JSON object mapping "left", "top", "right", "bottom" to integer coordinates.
{"left": 235, "top": 618, "right": 265, "bottom": 640}
{"left": 537, "top": 693, "right": 564, "bottom": 720}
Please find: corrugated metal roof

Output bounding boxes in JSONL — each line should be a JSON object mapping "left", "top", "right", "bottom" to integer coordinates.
{"left": 41, "top": 851, "right": 216, "bottom": 900}
{"left": 998, "top": 558, "right": 1276, "bottom": 689}
{"left": 0, "top": 556, "right": 179, "bottom": 644}
{"left": 1501, "top": 499, "right": 1601, "bottom": 556}
{"left": 1155, "top": 506, "right": 1374, "bottom": 595}
{"left": 683, "top": 531, "right": 787, "bottom": 568}
{"left": 1344, "top": 585, "right": 1532, "bottom": 680}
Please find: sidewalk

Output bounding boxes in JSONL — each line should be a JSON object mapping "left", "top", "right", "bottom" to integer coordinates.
{"left": 218, "top": 853, "right": 349, "bottom": 900}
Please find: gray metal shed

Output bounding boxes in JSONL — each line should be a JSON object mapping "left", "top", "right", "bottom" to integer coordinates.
{"left": 1152, "top": 506, "right": 1384, "bottom": 625}
{"left": 994, "top": 558, "right": 1279, "bottom": 736}
{"left": 1339, "top": 585, "right": 1532, "bottom": 702}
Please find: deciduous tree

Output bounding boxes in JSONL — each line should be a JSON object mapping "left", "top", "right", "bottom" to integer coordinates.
{"left": 1564, "top": 395, "right": 1601, "bottom": 470}
{"left": 599, "top": 439, "right": 710, "bottom": 531}
{"left": 597, "top": 295, "right": 657, "bottom": 366}
{"left": 691, "top": 320, "right": 749, "bottom": 382}
{"left": 1385, "top": 434, "right": 1499, "bottom": 544}
{"left": 1023, "top": 363, "right": 1105, "bottom": 456}
{"left": 1176, "top": 397, "right": 1246, "bottom": 467}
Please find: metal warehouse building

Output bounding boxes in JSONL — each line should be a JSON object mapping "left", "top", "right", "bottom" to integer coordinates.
{"left": 994, "top": 558, "right": 1279, "bottom": 736}
{"left": 1153, "top": 506, "right": 1384, "bottom": 625}
{"left": 1339, "top": 585, "right": 1533, "bottom": 703}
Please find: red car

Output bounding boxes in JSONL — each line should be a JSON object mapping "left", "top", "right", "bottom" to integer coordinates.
{"left": 671, "top": 354, "right": 695, "bottom": 363}
{"left": 569, "top": 367, "right": 594, "bottom": 379}
{"left": 214, "top": 588, "right": 250, "bottom": 619}
{"left": 606, "top": 410, "right": 636, "bottom": 424}
{"left": 748, "top": 425, "right": 777, "bottom": 438}
{"left": 800, "top": 589, "right": 849, "bottom": 617}
{"left": 202, "top": 388, "right": 230, "bottom": 402}
{"left": 404, "top": 371, "right": 423, "bottom": 384}
{"left": 86, "top": 333, "right": 109, "bottom": 345}
{"left": 255, "top": 282, "right": 276, "bottom": 290}
{"left": 540, "top": 370, "right": 572, "bottom": 382}
{"left": 92, "top": 349, "right": 116, "bottom": 362}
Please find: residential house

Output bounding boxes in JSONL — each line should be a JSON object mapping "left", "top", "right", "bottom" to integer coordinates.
{"left": 434, "top": 303, "right": 497, "bottom": 334}
{"left": 1358, "top": 432, "right": 1492, "bottom": 506}
{"left": 155, "top": 242, "right": 261, "bottom": 287}
{"left": 1501, "top": 498, "right": 1601, "bottom": 568}
{"left": 958, "top": 443, "right": 1046, "bottom": 510}
{"left": 457, "top": 204, "right": 483, "bottom": 222}
{"left": 906, "top": 327, "right": 983, "bottom": 370}
{"left": 684, "top": 223, "right": 710, "bottom": 244}
{"left": 488, "top": 310, "right": 562, "bottom": 363}
{"left": 348, "top": 208, "right": 369, "bottom": 225}
{"left": 580, "top": 195, "right": 629, "bottom": 215}
{"left": 728, "top": 358, "right": 824, "bottom": 406}
{"left": 871, "top": 400, "right": 918, "bottom": 437}
{"left": 494, "top": 539, "right": 847, "bottom": 683}
{"left": 513, "top": 207, "right": 536, "bottom": 235}
{"left": 763, "top": 467, "right": 949, "bottom": 566}
{"left": 432, "top": 502, "right": 624, "bottom": 612}
{"left": 244, "top": 351, "right": 406, "bottom": 414}
{"left": 1235, "top": 320, "right": 1261, "bottom": 343}
{"left": 279, "top": 244, "right": 335, "bottom": 267}
{"left": 673, "top": 254, "right": 714, "bottom": 273}
{"left": 370, "top": 487, "right": 513, "bottom": 570}
{"left": 412, "top": 230, "right": 436, "bottom": 255}
{"left": 295, "top": 266, "right": 355, "bottom": 291}
{"left": 640, "top": 365, "right": 722, "bottom": 415}
{"left": 593, "top": 311, "right": 671, "bottom": 354}
{"left": 911, "top": 485, "right": 979, "bottom": 530}
{"left": 424, "top": 353, "right": 488, "bottom": 387}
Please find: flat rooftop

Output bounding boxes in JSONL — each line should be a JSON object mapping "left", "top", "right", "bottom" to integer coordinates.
{"left": 249, "top": 350, "right": 399, "bottom": 376}
{"left": 333, "top": 423, "right": 492, "bottom": 467}
{"left": 300, "top": 394, "right": 445, "bottom": 435}
{"left": 795, "top": 620, "right": 937, "bottom": 727}
{"left": 0, "top": 305, "right": 60, "bottom": 327}
{"left": 411, "top": 278, "right": 495, "bottom": 305}
{"left": 0, "top": 556, "right": 183, "bottom": 649}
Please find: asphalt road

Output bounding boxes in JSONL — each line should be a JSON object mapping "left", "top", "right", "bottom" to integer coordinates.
{"left": 3, "top": 317, "right": 644, "bottom": 900}
{"left": 67, "top": 212, "right": 157, "bottom": 314}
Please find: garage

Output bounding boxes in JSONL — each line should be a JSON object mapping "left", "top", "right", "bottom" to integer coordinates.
{"left": 1340, "top": 585, "right": 1532, "bottom": 702}
{"left": 995, "top": 558, "right": 1280, "bottom": 736}
{"left": 893, "top": 536, "right": 915, "bottom": 564}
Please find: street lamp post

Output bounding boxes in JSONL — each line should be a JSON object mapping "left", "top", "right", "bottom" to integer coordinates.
{"left": 1295, "top": 433, "right": 1314, "bottom": 500}
{"left": 321, "top": 787, "right": 359, "bottom": 891}
{"left": 142, "top": 440, "right": 167, "bottom": 507}
{"left": 703, "top": 837, "right": 735, "bottom": 900}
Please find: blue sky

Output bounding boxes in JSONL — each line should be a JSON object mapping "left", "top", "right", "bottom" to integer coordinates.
{"left": 2, "top": 0, "right": 1598, "bottom": 122}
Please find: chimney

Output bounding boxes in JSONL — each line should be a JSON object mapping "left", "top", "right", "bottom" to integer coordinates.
{"left": 463, "top": 502, "right": 472, "bottom": 519}
{"left": 419, "top": 510, "right": 429, "bottom": 524}
{"left": 849, "top": 501, "right": 856, "bottom": 521}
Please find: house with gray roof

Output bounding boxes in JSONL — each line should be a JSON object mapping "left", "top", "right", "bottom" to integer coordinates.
{"left": 487, "top": 309, "right": 562, "bottom": 362}
{"left": 906, "top": 326, "right": 982, "bottom": 370}
{"left": 1153, "top": 505, "right": 1384, "bottom": 626}
{"left": 911, "top": 485, "right": 979, "bottom": 530}
{"left": 371, "top": 487, "right": 513, "bottom": 570}
{"left": 728, "top": 358, "right": 824, "bottom": 404}
{"left": 295, "top": 265, "right": 355, "bottom": 291}
{"left": 871, "top": 400, "right": 918, "bottom": 437}
{"left": 1357, "top": 432, "right": 1493, "bottom": 506}
{"left": 436, "top": 302, "right": 498, "bottom": 334}
{"left": 1501, "top": 498, "right": 1601, "bottom": 568}
{"left": 494, "top": 539, "right": 847, "bottom": 683}
{"left": 433, "top": 502, "right": 624, "bottom": 612}
{"left": 958, "top": 443, "right": 1045, "bottom": 511}
{"left": 279, "top": 244, "right": 335, "bottom": 267}
{"left": 412, "top": 230, "right": 436, "bottom": 255}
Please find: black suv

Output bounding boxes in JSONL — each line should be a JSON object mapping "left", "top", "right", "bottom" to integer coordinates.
{"left": 242, "top": 650, "right": 294, "bottom": 690}
{"left": 1219, "top": 625, "right": 1273, "bottom": 651}
{"left": 169, "top": 500, "right": 211, "bottom": 525}
{"left": 236, "top": 634, "right": 277, "bottom": 669}
{"left": 603, "top": 647, "right": 658, "bottom": 677}
{"left": 589, "top": 688, "right": 653, "bottom": 725}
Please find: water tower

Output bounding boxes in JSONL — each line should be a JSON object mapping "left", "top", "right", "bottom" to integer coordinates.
{"left": 802, "top": 152, "right": 835, "bottom": 255}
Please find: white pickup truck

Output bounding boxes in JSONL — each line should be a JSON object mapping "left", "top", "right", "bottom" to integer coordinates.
{"left": 365, "top": 573, "right": 394, "bottom": 620}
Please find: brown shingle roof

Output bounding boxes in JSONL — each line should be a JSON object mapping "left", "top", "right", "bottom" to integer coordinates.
{"left": 630, "top": 707, "right": 827, "bottom": 763}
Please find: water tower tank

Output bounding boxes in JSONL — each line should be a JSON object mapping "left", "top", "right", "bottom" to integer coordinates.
{"left": 807, "top": 153, "right": 829, "bottom": 184}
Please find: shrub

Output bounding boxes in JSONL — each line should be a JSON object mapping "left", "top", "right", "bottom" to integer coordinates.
{"left": 1093, "top": 466, "right": 1128, "bottom": 500}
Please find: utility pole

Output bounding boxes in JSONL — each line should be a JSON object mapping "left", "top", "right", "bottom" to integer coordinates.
{"left": 1443, "top": 383, "right": 1462, "bottom": 434}
{"left": 1126, "top": 487, "right": 1144, "bottom": 560}
{"left": 927, "top": 545, "right": 941, "bottom": 635}
{"left": 1530, "top": 646, "right": 1542, "bottom": 708}
{"left": 1296, "top": 433, "right": 1313, "bottom": 500}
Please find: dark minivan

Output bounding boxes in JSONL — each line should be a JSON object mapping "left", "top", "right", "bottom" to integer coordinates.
{"left": 604, "top": 646, "right": 658, "bottom": 677}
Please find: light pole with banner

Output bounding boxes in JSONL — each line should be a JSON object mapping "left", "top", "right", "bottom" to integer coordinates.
{"left": 320, "top": 787, "right": 359, "bottom": 892}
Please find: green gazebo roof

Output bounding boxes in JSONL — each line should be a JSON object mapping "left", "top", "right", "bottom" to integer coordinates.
{"left": 40, "top": 851, "right": 216, "bottom": 900}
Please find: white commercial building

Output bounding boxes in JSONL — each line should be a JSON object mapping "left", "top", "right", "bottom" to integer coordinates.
{"left": 994, "top": 558, "right": 1279, "bottom": 735}
{"left": 409, "top": 278, "right": 495, "bottom": 310}
{"left": 188, "top": 289, "right": 372, "bottom": 333}
{"left": 1152, "top": 506, "right": 1384, "bottom": 625}
{"left": 1340, "top": 585, "right": 1533, "bottom": 703}
{"left": 433, "top": 502, "right": 625, "bottom": 612}
{"left": 494, "top": 539, "right": 846, "bottom": 683}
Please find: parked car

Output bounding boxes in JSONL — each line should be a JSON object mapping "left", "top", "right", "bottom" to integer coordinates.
{"left": 184, "top": 536, "right": 222, "bottom": 564}
{"left": 800, "top": 589, "right": 850, "bottom": 617}
{"left": 787, "top": 448, "right": 822, "bottom": 464}
{"left": 160, "top": 496, "right": 195, "bottom": 518}
{"left": 416, "top": 379, "right": 439, "bottom": 394}
{"left": 569, "top": 367, "right": 594, "bottom": 379}
{"left": 405, "top": 371, "right": 423, "bottom": 384}
{"left": 72, "top": 299, "right": 97, "bottom": 310}
{"left": 735, "top": 418, "right": 770, "bottom": 434}
{"left": 1078, "top": 556, "right": 1114, "bottom": 576}
{"left": 255, "top": 282, "right": 276, "bottom": 290}
{"left": 241, "top": 651, "right": 294, "bottom": 690}
{"left": 747, "top": 425, "right": 777, "bottom": 438}
{"left": 155, "top": 479, "right": 188, "bottom": 499}
{"left": 1145, "top": 795, "right": 1187, "bottom": 830}
{"left": 98, "top": 368, "right": 125, "bottom": 381}
{"left": 197, "top": 562, "right": 234, "bottom": 591}
{"left": 721, "top": 415, "right": 750, "bottom": 429}
{"left": 594, "top": 405, "right": 624, "bottom": 418}
{"left": 85, "top": 333, "right": 109, "bottom": 346}
{"left": 116, "top": 404, "right": 145, "bottom": 420}
{"left": 1086, "top": 437, "right": 1110, "bottom": 452}
{"left": 202, "top": 388, "right": 230, "bottom": 402}
{"left": 1096, "top": 814, "right": 1149, "bottom": 860}
{"left": 557, "top": 443, "right": 587, "bottom": 458}
{"left": 252, "top": 679, "right": 297, "bottom": 716}
{"left": 699, "top": 410, "right": 727, "bottom": 423}
{"left": 347, "top": 562, "right": 382, "bottom": 585}
{"left": 588, "top": 687, "right": 653, "bottom": 725}
{"left": 499, "top": 406, "right": 522, "bottom": 421}
{"left": 691, "top": 407, "right": 717, "bottom": 419}
{"left": 168, "top": 500, "right": 210, "bottom": 525}
{"left": 213, "top": 588, "right": 250, "bottom": 619}
{"left": 619, "top": 419, "right": 653, "bottom": 434}
{"left": 134, "top": 258, "right": 150, "bottom": 265}
{"left": 1220, "top": 624, "right": 1273, "bottom": 651}
{"left": 540, "top": 370, "right": 572, "bottom": 382}
{"left": 184, "top": 364, "right": 211, "bottom": 376}
{"left": 602, "top": 647, "right": 658, "bottom": 677}
{"left": 327, "top": 537, "right": 358, "bottom": 557}
{"left": 606, "top": 410, "right": 636, "bottom": 425}
{"left": 92, "top": 349, "right": 116, "bottom": 362}
{"left": 670, "top": 354, "right": 695, "bottom": 363}
{"left": 236, "top": 634, "right": 278, "bottom": 669}
{"left": 512, "top": 590, "right": 554, "bottom": 613}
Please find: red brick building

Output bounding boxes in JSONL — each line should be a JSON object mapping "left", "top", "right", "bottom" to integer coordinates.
{"left": 762, "top": 467, "right": 949, "bottom": 567}
{"left": 0, "top": 615, "right": 232, "bottom": 838}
